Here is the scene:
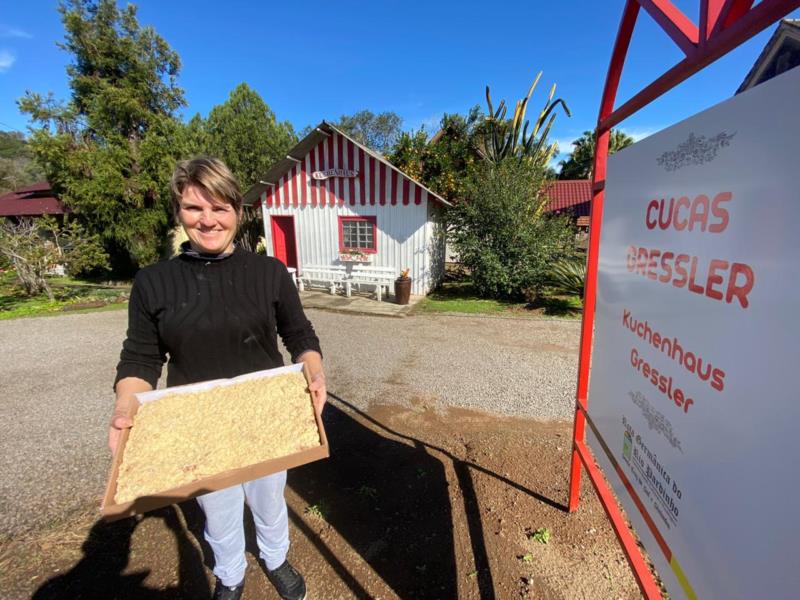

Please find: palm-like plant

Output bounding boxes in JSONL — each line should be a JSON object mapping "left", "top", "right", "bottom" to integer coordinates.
{"left": 547, "top": 258, "right": 586, "bottom": 299}
{"left": 478, "top": 72, "right": 571, "bottom": 169}
{"left": 558, "top": 129, "right": 634, "bottom": 180}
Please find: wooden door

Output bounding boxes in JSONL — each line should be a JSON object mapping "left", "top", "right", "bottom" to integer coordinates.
{"left": 270, "top": 216, "right": 298, "bottom": 269}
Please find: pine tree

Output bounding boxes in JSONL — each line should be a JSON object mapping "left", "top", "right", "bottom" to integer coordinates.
{"left": 18, "top": 0, "right": 186, "bottom": 272}
{"left": 203, "top": 83, "right": 297, "bottom": 189}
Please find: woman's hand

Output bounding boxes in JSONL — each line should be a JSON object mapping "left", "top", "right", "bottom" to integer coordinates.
{"left": 309, "top": 372, "right": 327, "bottom": 415}
{"left": 109, "top": 377, "right": 153, "bottom": 455}
{"left": 108, "top": 412, "right": 133, "bottom": 455}
{"left": 299, "top": 351, "right": 327, "bottom": 415}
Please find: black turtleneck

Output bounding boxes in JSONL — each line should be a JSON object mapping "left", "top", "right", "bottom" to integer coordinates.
{"left": 114, "top": 247, "right": 321, "bottom": 389}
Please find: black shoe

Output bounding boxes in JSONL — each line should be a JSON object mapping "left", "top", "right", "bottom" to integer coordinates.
{"left": 266, "top": 560, "right": 307, "bottom": 600}
{"left": 213, "top": 576, "right": 245, "bottom": 600}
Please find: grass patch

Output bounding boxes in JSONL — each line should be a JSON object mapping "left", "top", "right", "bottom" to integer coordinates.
{"left": 304, "top": 502, "right": 328, "bottom": 520}
{"left": 526, "top": 293, "right": 583, "bottom": 318}
{"left": 416, "top": 279, "right": 582, "bottom": 319}
{"left": 417, "top": 281, "right": 521, "bottom": 315}
{"left": 0, "top": 270, "right": 130, "bottom": 320}
{"left": 527, "top": 527, "right": 552, "bottom": 544}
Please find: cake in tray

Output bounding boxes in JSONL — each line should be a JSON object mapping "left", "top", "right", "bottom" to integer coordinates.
{"left": 115, "top": 372, "right": 319, "bottom": 504}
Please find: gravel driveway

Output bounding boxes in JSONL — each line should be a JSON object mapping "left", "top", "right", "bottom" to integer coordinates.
{"left": 0, "top": 309, "right": 580, "bottom": 537}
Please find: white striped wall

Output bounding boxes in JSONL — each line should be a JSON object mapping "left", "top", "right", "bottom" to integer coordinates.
{"left": 257, "top": 132, "right": 445, "bottom": 295}
{"left": 261, "top": 201, "right": 438, "bottom": 295}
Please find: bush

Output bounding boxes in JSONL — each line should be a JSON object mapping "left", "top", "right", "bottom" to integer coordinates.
{"left": 448, "top": 160, "right": 576, "bottom": 301}
{"left": 41, "top": 216, "right": 110, "bottom": 278}
{"left": 0, "top": 217, "right": 109, "bottom": 298}
{"left": 0, "top": 218, "right": 57, "bottom": 298}
{"left": 547, "top": 258, "right": 586, "bottom": 299}
{"left": 234, "top": 208, "right": 263, "bottom": 254}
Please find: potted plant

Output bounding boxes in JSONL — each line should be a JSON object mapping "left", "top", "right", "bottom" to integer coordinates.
{"left": 394, "top": 268, "right": 412, "bottom": 305}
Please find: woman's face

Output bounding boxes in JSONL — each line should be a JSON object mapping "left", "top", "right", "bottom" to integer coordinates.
{"left": 178, "top": 185, "right": 239, "bottom": 255}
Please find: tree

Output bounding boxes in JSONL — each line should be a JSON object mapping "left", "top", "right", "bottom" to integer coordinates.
{"left": 477, "top": 73, "right": 571, "bottom": 169}
{"left": 183, "top": 113, "right": 209, "bottom": 158}
{"left": 203, "top": 83, "right": 297, "bottom": 189}
{"left": 448, "top": 159, "right": 576, "bottom": 301}
{"left": 389, "top": 110, "right": 481, "bottom": 202}
{"left": 335, "top": 110, "right": 402, "bottom": 155}
{"left": 0, "top": 131, "right": 45, "bottom": 193}
{"left": 0, "top": 219, "right": 58, "bottom": 299}
{"left": 41, "top": 215, "right": 110, "bottom": 277}
{"left": 186, "top": 83, "right": 298, "bottom": 253}
{"left": 557, "top": 129, "right": 634, "bottom": 180}
{"left": 391, "top": 70, "right": 573, "bottom": 200}
{"left": 0, "top": 216, "right": 108, "bottom": 298}
{"left": 18, "top": 0, "right": 186, "bottom": 273}
{"left": 0, "top": 156, "right": 45, "bottom": 194}
{"left": 0, "top": 131, "right": 28, "bottom": 158}
{"left": 388, "top": 129, "right": 428, "bottom": 182}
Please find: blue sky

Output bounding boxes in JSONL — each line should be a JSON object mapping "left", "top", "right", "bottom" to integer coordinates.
{"left": 2, "top": 1, "right": 798, "bottom": 163}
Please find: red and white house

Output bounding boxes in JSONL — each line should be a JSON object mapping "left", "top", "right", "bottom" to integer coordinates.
{"left": 244, "top": 121, "right": 451, "bottom": 295}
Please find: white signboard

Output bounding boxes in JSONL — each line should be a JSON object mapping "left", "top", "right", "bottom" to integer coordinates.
{"left": 588, "top": 65, "right": 800, "bottom": 600}
{"left": 311, "top": 168, "right": 358, "bottom": 180}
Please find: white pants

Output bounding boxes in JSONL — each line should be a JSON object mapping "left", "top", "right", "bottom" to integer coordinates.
{"left": 195, "top": 470, "right": 289, "bottom": 586}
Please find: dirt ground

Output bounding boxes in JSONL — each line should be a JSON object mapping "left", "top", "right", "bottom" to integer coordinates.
{"left": 0, "top": 397, "right": 649, "bottom": 599}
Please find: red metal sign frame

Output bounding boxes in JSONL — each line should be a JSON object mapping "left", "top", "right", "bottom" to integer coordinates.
{"left": 568, "top": 1, "right": 800, "bottom": 598}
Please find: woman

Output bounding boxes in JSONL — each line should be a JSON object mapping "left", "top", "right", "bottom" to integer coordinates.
{"left": 108, "top": 157, "right": 324, "bottom": 600}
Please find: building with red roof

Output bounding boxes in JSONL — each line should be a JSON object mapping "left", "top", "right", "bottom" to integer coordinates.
{"left": 544, "top": 179, "right": 592, "bottom": 229}
{"left": 0, "top": 181, "right": 68, "bottom": 219}
{"left": 244, "top": 121, "right": 450, "bottom": 295}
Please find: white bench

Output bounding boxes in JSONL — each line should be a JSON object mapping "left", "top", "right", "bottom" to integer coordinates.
{"left": 346, "top": 265, "right": 397, "bottom": 302}
{"left": 298, "top": 265, "right": 348, "bottom": 294}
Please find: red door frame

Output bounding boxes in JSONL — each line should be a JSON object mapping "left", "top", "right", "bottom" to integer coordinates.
{"left": 569, "top": 2, "right": 800, "bottom": 598}
{"left": 270, "top": 215, "right": 298, "bottom": 270}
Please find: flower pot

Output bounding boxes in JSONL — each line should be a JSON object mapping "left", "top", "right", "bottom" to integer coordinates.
{"left": 339, "top": 253, "right": 370, "bottom": 263}
{"left": 394, "top": 277, "right": 412, "bottom": 305}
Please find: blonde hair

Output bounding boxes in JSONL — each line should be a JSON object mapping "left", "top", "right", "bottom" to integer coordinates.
{"left": 170, "top": 157, "right": 243, "bottom": 215}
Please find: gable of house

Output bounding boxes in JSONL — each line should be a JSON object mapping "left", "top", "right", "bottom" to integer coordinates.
{"left": 737, "top": 19, "right": 800, "bottom": 93}
{"left": 245, "top": 122, "right": 449, "bottom": 211}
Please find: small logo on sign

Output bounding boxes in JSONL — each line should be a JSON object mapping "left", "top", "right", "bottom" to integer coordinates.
{"left": 312, "top": 169, "right": 358, "bottom": 180}
{"left": 629, "top": 391, "right": 683, "bottom": 453}
{"left": 656, "top": 131, "right": 736, "bottom": 172}
{"left": 623, "top": 430, "right": 633, "bottom": 460}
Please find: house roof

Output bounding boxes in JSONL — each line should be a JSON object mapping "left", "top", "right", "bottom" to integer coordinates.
{"left": 0, "top": 181, "right": 68, "bottom": 217}
{"left": 544, "top": 179, "right": 592, "bottom": 217}
{"left": 737, "top": 19, "right": 800, "bottom": 93}
{"left": 12, "top": 181, "right": 52, "bottom": 194}
{"left": 243, "top": 121, "right": 450, "bottom": 208}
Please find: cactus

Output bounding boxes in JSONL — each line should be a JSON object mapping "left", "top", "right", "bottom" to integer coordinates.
{"left": 479, "top": 72, "right": 571, "bottom": 167}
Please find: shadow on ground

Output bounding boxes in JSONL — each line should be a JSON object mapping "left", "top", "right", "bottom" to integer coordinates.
{"left": 526, "top": 295, "right": 583, "bottom": 317}
{"left": 30, "top": 503, "right": 210, "bottom": 600}
{"left": 287, "top": 399, "right": 458, "bottom": 598}
{"left": 308, "top": 394, "right": 568, "bottom": 599}
{"left": 30, "top": 395, "right": 565, "bottom": 599}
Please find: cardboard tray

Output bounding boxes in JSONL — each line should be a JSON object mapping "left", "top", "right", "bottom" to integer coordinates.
{"left": 101, "top": 363, "right": 328, "bottom": 521}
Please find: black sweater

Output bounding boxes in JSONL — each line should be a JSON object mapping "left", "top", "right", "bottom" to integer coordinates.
{"left": 115, "top": 248, "right": 321, "bottom": 389}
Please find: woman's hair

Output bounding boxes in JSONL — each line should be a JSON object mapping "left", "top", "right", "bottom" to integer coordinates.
{"left": 170, "top": 157, "right": 243, "bottom": 214}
